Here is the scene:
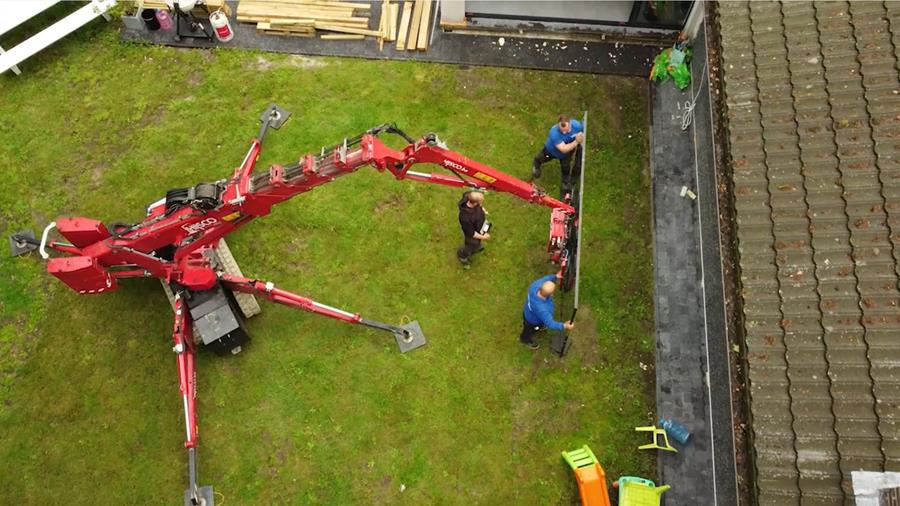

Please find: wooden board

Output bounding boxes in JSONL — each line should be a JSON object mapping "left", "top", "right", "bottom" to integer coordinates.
{"left": 415, "top": 0, "right": 430, "bottom": 50}
{"left": 313, "top": 23, "right": 380, "bottom": 36}
{"left": 266, "top": 18, "right": 316, "bottom": 25}
{"left": 395, "top": 0, "right": 411, "bottom": 50}
{"left": 238, "top": 1, "right": 363, "bottom": 11}
{"left": 244, "top": 0, "right": 370, "bottom": 9}
{"left": 239, "top": 7, "right": 358, "bottom": 19}
{"left": 406, "top": 0, "right": 422, "bottom": 51}
{"left": 238, "top": 3, "right": 360, "bottom": 19}
{"left": 389, "top": 2, "right": 398, "bottom": 42}
{"left": 257, "top": 21, "right": 314, "bottom": 33}
{"left": 267, "top": 17, "right": 366, "bottom": 26}
{"left": 319, "top": 33, "right": 365, "bottom": 40}
{"left": 259, "top": 29, "right": 315, "bottom": 37}
{"left": 240, "top": 13, "right": 364, "bottom": 24}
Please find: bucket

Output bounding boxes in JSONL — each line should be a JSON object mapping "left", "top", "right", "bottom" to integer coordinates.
{"left": 209, "top": 10, "right": 233, "bottom": 42}
{"left": 141, "top": 9, "right": 161, "bottom": 31}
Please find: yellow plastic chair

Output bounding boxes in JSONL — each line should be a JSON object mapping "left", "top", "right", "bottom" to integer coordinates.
{"left": 614, "top": 476, "right": 671, "bottom": 506}
{"left": 635, "top": 426, "right": 677, "bottom": 453}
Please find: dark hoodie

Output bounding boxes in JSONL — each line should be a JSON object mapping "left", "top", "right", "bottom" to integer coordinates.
{"left": 458, "top": 192, "right": 486, "bottom": 241}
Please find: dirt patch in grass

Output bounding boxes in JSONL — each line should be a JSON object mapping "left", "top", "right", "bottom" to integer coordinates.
{"left": 252, "top": 55, "right": 327, "bottom": 72}
{"left": 511, "top": 397, "right": 583, "bottom": 445}
{"left": 90, "top": 164, "right": 108, "bottom": 189}
{"left": 186, "top": 71, "right": 204, "bottom": 87}
{"left": 454, "top": 66, "right": 495, "bottom": 100}
{"left": 568, "top": 305, "right": 601, "bottom": 368}
{"left": 139, "top": 104, "right": 168, "bottom": 128}
{"left": 373, "top": 193, "right": 403, "bottom": 214}
{"left": 606, "top": 103, "right": 624, "bottom": 134}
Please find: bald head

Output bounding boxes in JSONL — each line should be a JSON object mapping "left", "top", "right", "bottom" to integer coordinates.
{"left": 539, "top": 281, "right": 556, "bottom": 297}
{"left": 467, "top": 191, "right": 485, "bottom": 205}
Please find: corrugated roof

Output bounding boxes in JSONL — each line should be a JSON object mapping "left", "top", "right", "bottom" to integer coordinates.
{"left": 718, "top": 0, "right": 900, "bottom": 503}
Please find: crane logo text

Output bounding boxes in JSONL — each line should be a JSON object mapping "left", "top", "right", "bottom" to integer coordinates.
{"left": 182, "top": 218, "right": 218, "bottom": 235}
{"left": 443, "top": 160, "right": 466, "bottom": 172}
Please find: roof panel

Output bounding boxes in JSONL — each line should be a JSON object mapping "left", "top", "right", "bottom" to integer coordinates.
{"left": 723, "top": 0, "right": 900, "bottom": 498}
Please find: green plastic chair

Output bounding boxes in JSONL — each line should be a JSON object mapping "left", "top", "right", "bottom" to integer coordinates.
{"left": 614, "top": 476, "right": 671, "bottom": 506}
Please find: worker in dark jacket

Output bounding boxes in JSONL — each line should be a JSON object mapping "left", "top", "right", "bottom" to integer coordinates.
{"left": 457, "top": 190, "right": 490, "bottom": 265}
{"left": 520, "top": 273, "right": 574, "bottom": 349}
{"left": 531, "top": 115, "right": 584, "bottom": 195}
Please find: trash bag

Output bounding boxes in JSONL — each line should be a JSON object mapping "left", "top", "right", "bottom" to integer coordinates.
{"left": 650, "top": 50, "right": 670, "bottom": 82}
{"left": 649, "top": 44, "right": 694, "bottom": 90}
{"left": 671, "top": 63, "right": 692, "bottom": 90}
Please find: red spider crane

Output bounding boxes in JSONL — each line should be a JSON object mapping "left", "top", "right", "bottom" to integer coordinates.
{"left": 10, "top": 105, "right": 578, "bottom": 505}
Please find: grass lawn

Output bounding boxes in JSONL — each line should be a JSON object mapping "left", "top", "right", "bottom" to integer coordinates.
{"left": 0, "top": 20, "right": 654, "bottom": 505}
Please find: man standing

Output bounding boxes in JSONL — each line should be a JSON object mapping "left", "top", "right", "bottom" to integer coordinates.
{"left": 520, "top": 273, "right": 574, "bottom": 349}
{"left": 531, "top": 115, "right": 584, "bottom": 195}
{"left": 457, "top": 190, "right": 490, "bottom": 266}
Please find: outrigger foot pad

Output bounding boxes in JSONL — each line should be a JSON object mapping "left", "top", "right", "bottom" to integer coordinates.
{"left": 260, "top": 103, "right": 291, "bottom": 129}
{"left": 394, "top": 320, "right": 427, "bottom": 353}
{"left": 184, "top": 486, "right": 214, "bottom": 506}
{"left": 9, "top": 230, "right": 37, "bottom": 257}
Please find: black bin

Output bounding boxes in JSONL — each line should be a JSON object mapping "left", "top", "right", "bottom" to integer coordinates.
{"left": 141, "top": 9, "right": 161, "bottom": 30}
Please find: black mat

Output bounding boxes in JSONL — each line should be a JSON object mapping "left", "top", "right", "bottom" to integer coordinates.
{"left": 121, "top": 2, "right": 660, "bottom": 76}
{"left": 649, "top": 21, "right": 738, "bottom": 506}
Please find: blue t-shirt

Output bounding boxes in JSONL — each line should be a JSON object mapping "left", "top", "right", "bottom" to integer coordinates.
{"left": 522, "top": 274, "right": 564, "bottom": 331}
{"left": 544, "top": 119, "right": 584, "bottom": 159}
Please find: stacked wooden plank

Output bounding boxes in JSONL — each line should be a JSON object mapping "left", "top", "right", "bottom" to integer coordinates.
{"left": 396, "top": 0, "right": 432, "bottom": 51}
{"left": 376, "top": 0, "right": 399, "bottom": 49}
{"left": 235, "top": 0, "right": 433, "bottom": 50}
{"left": 237, "top": 0, "right": 375, "bottom": 39}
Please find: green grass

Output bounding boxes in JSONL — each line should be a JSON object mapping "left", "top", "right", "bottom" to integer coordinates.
{"left": 0, "top": 21, "right": 654, "bottom": 505}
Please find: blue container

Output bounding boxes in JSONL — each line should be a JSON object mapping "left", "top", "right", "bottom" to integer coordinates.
{"left": 659, "top": 417, "right": 691, "bottom": 445}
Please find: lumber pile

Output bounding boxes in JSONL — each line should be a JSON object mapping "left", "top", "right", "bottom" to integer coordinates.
{"left": 237, "top": 0, "right": 377, "bottom": 39}
{"left": 236, "top": 0, "right": 434, "bottom": 52}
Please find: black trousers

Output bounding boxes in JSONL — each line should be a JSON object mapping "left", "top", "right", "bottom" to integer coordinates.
{"left": 457, "top": 238, "right": 483, "bottom": 261}
{"left": 520, "top": 316, "right": 543, "bottom": 344}
{"left": 532, "top": 146, "right": 582, "bottom": 191}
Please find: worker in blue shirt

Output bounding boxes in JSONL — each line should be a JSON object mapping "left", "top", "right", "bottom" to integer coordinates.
{"left": 531, "top": 115, "right": 584, "bottom": 196}
{"left": 520, "top": 273, "right": 574, "bottom": 349}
